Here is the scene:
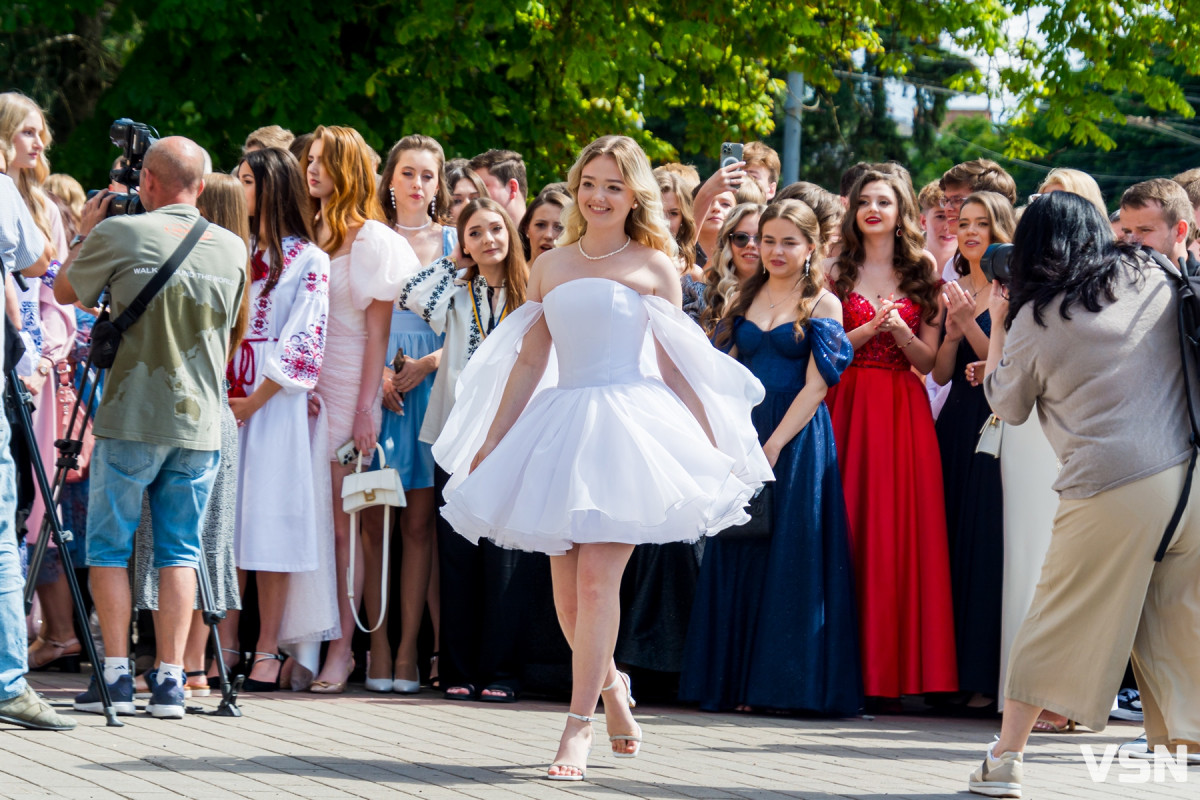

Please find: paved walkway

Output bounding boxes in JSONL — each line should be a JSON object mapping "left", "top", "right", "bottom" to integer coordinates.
{"left": 0, "top": 672, "right": 1183, "bottom": 799}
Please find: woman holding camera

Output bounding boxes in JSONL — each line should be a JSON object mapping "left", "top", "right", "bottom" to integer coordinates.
{"left": 933, "top": 191, "right": 1015, "bottom": 714}
{"left": 968, "top": 190, "right": 1200, "bottom": 797}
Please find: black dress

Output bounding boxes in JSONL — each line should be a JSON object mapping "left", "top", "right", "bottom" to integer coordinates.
{"left": 935, "top": 309, "right": 1004, "bottom": 696}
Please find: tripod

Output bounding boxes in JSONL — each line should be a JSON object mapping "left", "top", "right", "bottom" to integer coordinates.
{"left": 15, "top": 338, "right": 242, "bottom": 721}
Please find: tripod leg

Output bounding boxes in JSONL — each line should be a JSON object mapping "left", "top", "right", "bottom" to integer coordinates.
{"left": 6, "top": 372, "right": 122, "bottom": 727}
{"left": 193, "top": 547, "right": 241, "bottom": 717}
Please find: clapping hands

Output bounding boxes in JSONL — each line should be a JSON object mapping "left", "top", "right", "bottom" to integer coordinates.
{"left": 940, "top": 282, "right": 977, "bottom": 341}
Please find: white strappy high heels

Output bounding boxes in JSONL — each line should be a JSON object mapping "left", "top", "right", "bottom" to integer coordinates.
{"left": 547, "top": 711, "right": 595, "bottom": 782}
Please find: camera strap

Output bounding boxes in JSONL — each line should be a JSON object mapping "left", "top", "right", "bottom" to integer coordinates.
{"left": 111, "top": 217, "right": 209, "bottom": 334}
{"left": 1153, "top": 250, "right": 1200, "bottom": 561}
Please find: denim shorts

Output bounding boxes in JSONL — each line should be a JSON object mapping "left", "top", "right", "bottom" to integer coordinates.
{"left": 86, "top": 438, "right": 219, "bottom": 570}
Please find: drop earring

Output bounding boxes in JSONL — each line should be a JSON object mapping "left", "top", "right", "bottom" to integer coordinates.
{"left": 803, "top": 252, "right": 812, "bottom": 276}
{"left": 390, "top": 187, "right": 397, "bottom": 209}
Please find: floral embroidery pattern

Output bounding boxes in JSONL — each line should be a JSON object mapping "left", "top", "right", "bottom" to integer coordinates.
{"left": 304, "top": 269, "right": 328, "bottom": 295}
{"left": 465, "top": 278, "right": 485, "bottom": 359}
{"left": 279, "top": 315, "right": 326, "bottom": 388}
{"left": 400, "top": 257, "right": 455, "bottom": 323}
{"left": 250, "top": 293, "right": 272, "bottom": 337}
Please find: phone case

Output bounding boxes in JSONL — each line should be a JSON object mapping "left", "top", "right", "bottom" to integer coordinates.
{"left": 336, "top": 439, "right": 360, "bottom": 466}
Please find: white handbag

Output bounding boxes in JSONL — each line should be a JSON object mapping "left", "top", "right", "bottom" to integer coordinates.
{"left": 975, "top": 413, "right": 1005, "bottom": 458}
{"left": 344, "top": 445, "right": 406, "bottom": 633}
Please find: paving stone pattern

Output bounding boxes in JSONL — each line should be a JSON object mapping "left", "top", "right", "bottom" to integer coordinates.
{"left": 0, "top": 673, "right": 1183, "bottom": 799}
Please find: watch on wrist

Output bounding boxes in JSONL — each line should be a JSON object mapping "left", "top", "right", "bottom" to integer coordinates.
{"left": 69, "top": 234, "right": 87, "bottom": 250}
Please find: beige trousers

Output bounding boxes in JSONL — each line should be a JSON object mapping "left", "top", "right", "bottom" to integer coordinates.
{"left": 1005, "top": 461, "right": 1200, "bottom": 747}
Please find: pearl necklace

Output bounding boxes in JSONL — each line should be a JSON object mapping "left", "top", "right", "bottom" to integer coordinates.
{"left": 394, "top": 218, "right": 432, "bottom": 232}
{"left": 578, "top": 236, "right": 631, "bottom": 261}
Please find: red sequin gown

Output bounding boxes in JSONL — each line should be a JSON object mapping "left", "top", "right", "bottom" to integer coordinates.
{"left": 824, "top": 292, "right": 958, "bottom": 698}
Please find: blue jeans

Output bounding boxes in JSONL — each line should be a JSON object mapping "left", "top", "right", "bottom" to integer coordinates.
{"left": 86, "top": 439, "right": 219, "bottom": 569}
{"left": 0, "top": 403, "right": 30, "bottom": 701}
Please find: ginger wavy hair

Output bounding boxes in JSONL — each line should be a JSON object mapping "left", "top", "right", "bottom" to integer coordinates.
{"left": 833, "top": 169, "right": 941, "bottom": 324}
{"left": 0, "top": 92, "right": 57, "bottom": 246}
{"left": 561, "top": 135, "right": 677, "bottom": 258}
{"left": 457, "top": 197, "right": 529, "bottom": 309}
{"left": 304, "top": 125, "right": 384, "bottom": 255}
{"left": 700, "top": 203, "right": 765, "bottom": 336}
{"left": 717, "top": 200, "right": 826, "bottom": 347}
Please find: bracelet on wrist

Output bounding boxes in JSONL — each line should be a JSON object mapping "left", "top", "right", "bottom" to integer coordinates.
{"left": 899, "top": 333, "right": 916, "bottom": 349}
{"left": 355, "top": 406, "right": 373, "bottom": 415}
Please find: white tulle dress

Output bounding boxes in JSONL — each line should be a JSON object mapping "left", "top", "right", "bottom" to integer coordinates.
{"left": 433, "top": 277, "right": 773, "bottom": 555}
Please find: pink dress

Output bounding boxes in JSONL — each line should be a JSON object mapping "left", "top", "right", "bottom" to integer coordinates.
{"left": 314, "top": 221, "right": 418, "bottom": 460}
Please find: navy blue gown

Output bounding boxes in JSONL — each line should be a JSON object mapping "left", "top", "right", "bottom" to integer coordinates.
{"left": 679, "top": 316, "right": 863, "bottom": 714}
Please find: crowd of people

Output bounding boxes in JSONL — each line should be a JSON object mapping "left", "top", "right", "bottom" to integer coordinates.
{"left": 1, "top": 87, "right": 1198, "bottom": 796}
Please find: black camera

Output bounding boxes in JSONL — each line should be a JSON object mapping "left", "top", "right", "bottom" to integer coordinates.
{"left": 89, "top": 118, "right": 158, "bottom": 217}
{"left": 980, "top": 243, "right": 1013, "bottom": 285}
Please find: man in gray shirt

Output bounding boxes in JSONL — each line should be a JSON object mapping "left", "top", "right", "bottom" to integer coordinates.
{"left": 55, "top": 137, "right": 245, "bottom": 720}
{"left": 0, "top": 172, "right": 73, "bottom": 731}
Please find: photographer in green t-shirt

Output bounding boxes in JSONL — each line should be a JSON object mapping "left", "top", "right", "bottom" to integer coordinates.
{"left": 54, "top": 137, "right": 245, "bottom": 719}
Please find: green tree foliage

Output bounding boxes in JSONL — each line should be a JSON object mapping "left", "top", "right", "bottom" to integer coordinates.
{"left": 2, "top": 1, "right": 1199, "bottom": 193}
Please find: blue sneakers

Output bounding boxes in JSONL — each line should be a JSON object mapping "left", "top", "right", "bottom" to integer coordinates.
{"left": 146, "top": 674, "right": 186, "bottom": 719}
{"left": 1110, "top": 688, "right": 1143, "bottom": 722}
{"left": 73, "top": 673, "right": 136, "bottom": 715}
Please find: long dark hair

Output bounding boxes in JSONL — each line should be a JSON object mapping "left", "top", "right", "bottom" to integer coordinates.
{"left": 1007, "top": 191, "right": 1137, "bottom": 330}
{"left": 241, "top": 147, "right": 315, "bottom": 295}
{"left": 518, "top": 188, "right": 570, "bottom": 260}
{"left": 832, "top": 169, "right": 941, "bottom": 323}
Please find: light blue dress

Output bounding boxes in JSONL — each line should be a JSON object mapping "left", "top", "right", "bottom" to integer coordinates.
{"left": 374, "top": 226, "right": 455, "bottom": 489}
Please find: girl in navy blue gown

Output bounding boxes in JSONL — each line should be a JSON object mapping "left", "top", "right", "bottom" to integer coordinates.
{"left": 679, "top": 199, "right": 862, "bottom": 715}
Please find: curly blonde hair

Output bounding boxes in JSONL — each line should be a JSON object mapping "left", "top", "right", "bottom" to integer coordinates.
{"left": 700, "top": 203, "right": 764, "bottom": 336}
{"left": 561, "top": 136, "right": 677, "bottom": 258}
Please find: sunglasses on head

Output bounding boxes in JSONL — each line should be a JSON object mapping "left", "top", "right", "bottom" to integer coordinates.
{"left": 728, "top": 232, "right": 759, "bottom": 248}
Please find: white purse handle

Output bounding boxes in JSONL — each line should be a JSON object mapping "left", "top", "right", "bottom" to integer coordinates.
{"left": 348, "top": 444, "right": 393, "bottom": 634}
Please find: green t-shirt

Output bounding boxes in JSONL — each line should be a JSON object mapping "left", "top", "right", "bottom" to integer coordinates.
{"left": 68, "top": 204, "right": 246, "bottom": 450}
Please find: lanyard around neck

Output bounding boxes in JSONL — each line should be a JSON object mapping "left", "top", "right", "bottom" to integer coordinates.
{"left": 470, "top": 282, "right": 509, "bottom": 337}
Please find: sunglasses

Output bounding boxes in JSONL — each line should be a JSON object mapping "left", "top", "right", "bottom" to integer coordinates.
{"left": 728, "top": 232, "right": 759, "bottom": 248}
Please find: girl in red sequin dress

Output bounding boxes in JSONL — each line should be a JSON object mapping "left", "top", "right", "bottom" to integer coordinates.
{"left": 824, "top": 169, "right": 958, "bottom": 704}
